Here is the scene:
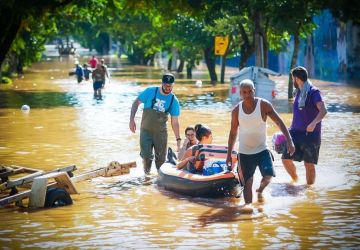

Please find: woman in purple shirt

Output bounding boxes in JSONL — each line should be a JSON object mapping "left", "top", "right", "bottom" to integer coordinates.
{"left": 282, "top": 66, "right": 327, "bottom": 185}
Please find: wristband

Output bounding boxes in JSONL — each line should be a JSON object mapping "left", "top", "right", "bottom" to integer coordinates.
{"left": 176, "top": 138, "right": 181, "bottom": 141}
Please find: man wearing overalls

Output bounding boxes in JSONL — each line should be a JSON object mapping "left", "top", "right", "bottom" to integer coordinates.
{"left": 129, "top": 73, "right": 181, "bottom": 174}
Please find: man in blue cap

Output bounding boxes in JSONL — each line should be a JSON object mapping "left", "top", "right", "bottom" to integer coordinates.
{"left": 129, "top": 73, "right": 181, "bottom": 175}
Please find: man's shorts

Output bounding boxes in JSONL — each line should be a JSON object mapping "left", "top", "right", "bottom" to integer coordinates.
{"left": 93, "top": 81, "right": 103, "bottom": 90}
{"left": 282, "top": 142, "right": 320, "bottom": 164}
{"left": 239, "top": 149, "right": 275, "bottom": 182}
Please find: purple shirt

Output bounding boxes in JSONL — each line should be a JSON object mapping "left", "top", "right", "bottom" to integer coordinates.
{"left": 290, "top": 86, "right": 323, "bottom": 144}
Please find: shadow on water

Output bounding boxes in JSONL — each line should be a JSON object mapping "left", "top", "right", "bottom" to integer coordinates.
{"left": 106, "top": 176, "right": 155, "bottom": 191}
{"left": 269, "top": 183, "right": 309, "bottom": 197}
{"left": 194, "top": 205, "right": 266, "bottom": 228}
{"left": 155, "top": 182, "right": 266, "bottom": 226}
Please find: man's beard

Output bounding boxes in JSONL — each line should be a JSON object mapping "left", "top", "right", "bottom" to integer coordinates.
{"left": 162, "top": 86, "right": 172, "bottom": 94}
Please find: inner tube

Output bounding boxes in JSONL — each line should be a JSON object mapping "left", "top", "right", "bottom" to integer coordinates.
{"left": 158, "top": 162, "right": 239, "bottom": 198}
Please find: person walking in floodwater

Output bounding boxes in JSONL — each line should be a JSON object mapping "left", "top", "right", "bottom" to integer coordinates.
{"left": 282, "top": 66, "right": 327, "bottom": 185}
{"left": 226, "top": 79, "right": 295, "bottom": 204}
{"left": 74, "top": 61, "right": 84, "bottom": 84}
{"left": 129, "top": 73, "right": 181, "bottom": 175}
{"left": 88, "top": 56, "right": 98, "bottom": 69}
{"left": 92, "top": 63, "right": 106, "bottom": 99}
{"left": 100, "top": 58, "right": 110, "bottom": 83}
{"left": 83, "top": 63, "right": 92, "bottom": 81}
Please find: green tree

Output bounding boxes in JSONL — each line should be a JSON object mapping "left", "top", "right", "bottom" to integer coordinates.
{"left": 271, "top": 0, "right": 320, "bottom": 99}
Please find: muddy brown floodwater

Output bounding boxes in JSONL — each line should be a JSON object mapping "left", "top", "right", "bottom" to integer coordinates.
{"left": 0, "top": 56, "right": 359, "bottom": 249}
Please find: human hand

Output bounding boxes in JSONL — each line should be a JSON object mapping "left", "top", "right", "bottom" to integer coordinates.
{"left": 287, "top": 141, "right": 295, "bottom": 156}
{"left": 306, "top": 122, "right": 316, "bottom": 132}
{"left": 129, "top": 119, "right": 136, "bottom": 133}
{"left": 226, "top": 156, "right": 233, "bottom": 171}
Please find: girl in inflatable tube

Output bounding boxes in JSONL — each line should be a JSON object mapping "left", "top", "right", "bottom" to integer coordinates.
{"left": 176, "top": 124, "right": 237, "bottom": 174}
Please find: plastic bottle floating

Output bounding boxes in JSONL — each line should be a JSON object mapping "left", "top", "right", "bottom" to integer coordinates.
{"left": 21, "top": 105, "right": 30, "bottom": 113}
{"left": 195, "top": 80, "right": 202, "bottom": 87}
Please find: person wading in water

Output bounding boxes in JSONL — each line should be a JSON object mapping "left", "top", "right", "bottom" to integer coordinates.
{"left": 129, "top": 73, "right": 181, "bottom": 175}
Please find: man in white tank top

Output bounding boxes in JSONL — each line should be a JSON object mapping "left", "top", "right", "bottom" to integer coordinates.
{"left": 226, "top": 79, "right": 295, "bottom": 204}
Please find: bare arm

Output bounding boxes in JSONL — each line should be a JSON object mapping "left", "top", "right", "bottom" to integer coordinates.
{"left": 176, "top": 156, "right": 195, "bottom": 170}
{"left": 179, "top": 144, "right": 193, "bottom": 161}
{"left": 307, "top": 101, "right": 327, "bottom": 132}
{"left": 226, "top": 105, "right": 239, "bottom": 168}
{"left": 264, "top": 101, "right": 295, "bottom": 155}
{"left": 129, "top": 98, "right": 141, "bottom": 133}
{"left": 178, "top": 138, "right": 189, "bottom": 160}
{"left": 171, "top": 116, "right": 181, "bottom": 152}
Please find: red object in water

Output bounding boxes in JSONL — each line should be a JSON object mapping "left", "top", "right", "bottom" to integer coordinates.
{"left": 231, "top": 86, "right": 237, "bottom": 94}
{"left": 272, "top": 90, "right": 276, "bottom": 98}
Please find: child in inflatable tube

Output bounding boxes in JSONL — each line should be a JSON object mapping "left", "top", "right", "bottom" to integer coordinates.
{"left": 176, "top": 124, "right": 237, "bottom": 174}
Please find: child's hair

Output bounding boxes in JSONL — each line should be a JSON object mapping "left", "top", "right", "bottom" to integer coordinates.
{"left": 194, "top": 124, "right": 212, "bottom": 141}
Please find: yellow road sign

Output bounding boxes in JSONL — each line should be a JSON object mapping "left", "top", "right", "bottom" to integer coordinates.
{"left": 215, "top": 36, "right": 229, "bottom": 55}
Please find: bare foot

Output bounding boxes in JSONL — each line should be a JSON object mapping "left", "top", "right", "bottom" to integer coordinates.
{"left": 257, "top": 191, "right": 265, "bottom": 203}
{"left": 241, "top": 204, "right": 254, "bottom": 214}
{"left": 290, "top": 177, "right": 299, "bottom": 184}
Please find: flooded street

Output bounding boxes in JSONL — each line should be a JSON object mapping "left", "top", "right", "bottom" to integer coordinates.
{"left": 0, "top": 56, "right": 359, "bottom": 249}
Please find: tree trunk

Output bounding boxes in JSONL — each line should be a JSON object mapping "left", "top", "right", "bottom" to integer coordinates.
{"left": 186, "top": 66, "right": 192, "bottom": 78}
{"left": 253, "top": 11, "right": 264, "bottom": 67}
{"left": 288, "top": 31, "right": 301, "bottom": 99}
{"left": 204, "top": 47, "right": 217, "bottom": 84}
{"left": 220, "top": 36, "right": 232, "bottom": 84}
{"left": 177, "top": 59, "right": 184, "bottom": 72}
{"left": 262, "top": 30, "right": 268, "bottom": 68}
{"left": 0, "top": 9, "right": 22, "bottom": 68}
{"left": 0, "top": 0, "right": 73, "bottom": 69}
{"left": 238, "top": 23, "right": 253, "bottom": 70}
{"left": 220, "top": 56, "right": 226, "bottom": 83}
{"left": 167, "top": 57, "right": 172, "bottom": 70}
{"left": 239, "top": 44, "right": 254, "bottom": 69}
{"left": 186, "top": 59, "right": 194, "bottom": 78}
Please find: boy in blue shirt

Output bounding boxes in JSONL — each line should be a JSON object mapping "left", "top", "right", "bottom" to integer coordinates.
{"left": 83, "top": 63, "right": 92, "bottom": 81}
{"left": 129, "top": 73, "right": 181, "bottom": 174}
{"left": 74, "top": 62, "right": 84, "bottom": 83}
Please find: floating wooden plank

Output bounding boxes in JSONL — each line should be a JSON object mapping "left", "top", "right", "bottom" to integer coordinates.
{"left": 0, "top": 162, "right": 135, "bottom": 208}
{"left": 72, "top": 161, "right": 136, "bottom": 182}
{"left": 0, "top": 167, "right": 25, "bottom": 179}
{"left": 0, "top": 165, "right": 76, "bottom": 191}
{"left": 37, "top": 172, "right": 78, "bottom": 194}
{"left": 0, "top": 182, "right": 56, "bottom": 207}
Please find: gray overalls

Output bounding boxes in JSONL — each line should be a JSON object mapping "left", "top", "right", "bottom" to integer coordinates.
{"left": 140, "top": 87, "right": 174, "bottom": 174}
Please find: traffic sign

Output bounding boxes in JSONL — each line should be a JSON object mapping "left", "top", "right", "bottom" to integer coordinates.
{"left": 215, "top": 36, "right": 229, "bottom": 55}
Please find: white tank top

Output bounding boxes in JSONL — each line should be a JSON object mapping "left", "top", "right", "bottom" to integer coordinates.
{"left": 238, "top": 99, "right": 267, "bottom": 154}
